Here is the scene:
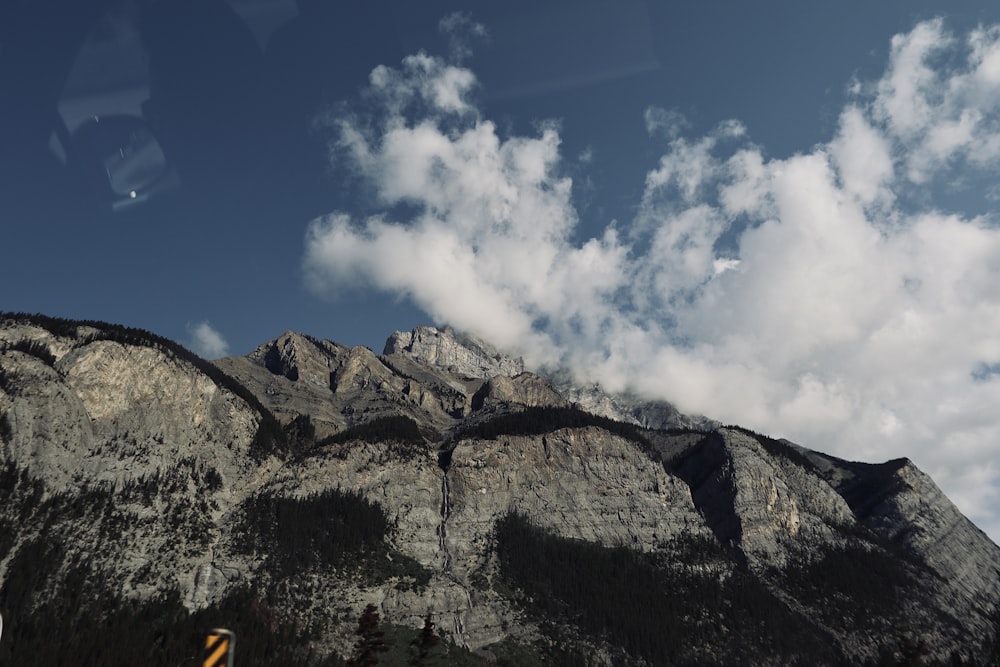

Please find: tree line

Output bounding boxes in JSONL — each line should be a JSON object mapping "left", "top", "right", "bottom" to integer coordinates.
{"left": 451, "top": 405, "right": 650, "bottom": 448}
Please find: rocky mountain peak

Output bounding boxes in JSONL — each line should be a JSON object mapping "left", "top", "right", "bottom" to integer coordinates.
{"left": 383, "top": 326, "right": 525, "bottom": 379}
{"left": 3, "top": 312, "right": 1000, "bottom": 666}
{"left": 246, "top": 331, "right": 346, "bottom": 388}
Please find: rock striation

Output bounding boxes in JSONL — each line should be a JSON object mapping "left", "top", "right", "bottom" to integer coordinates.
{"left": 0, "top": 317, "right": 273, "bottom": 614}
{"left": 383, "top": 325, "right": 525, "bottom": 379}
{"left": 1, "top": 314, "right": 999, "bottom": 665}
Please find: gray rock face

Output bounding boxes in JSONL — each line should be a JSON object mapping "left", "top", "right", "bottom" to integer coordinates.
{"left": 1, "top": 326, "right": 262, "bottom": 492}
{"left": 875, "top": 463, "right": 1000, "bottom": 603}
{"left": 384, "top": 326, "right": 525, "bottom": 379}
{"left": 471, "top": 373, "right": 567, "bottom": 411}
{"left": 2, "top": 314, "right": 999, "bottom": 665}
{"left": 217, "top": 331, "right": 352, "bottom": 437}
{"left": 62, "top": 341, "right": 262, "bottom": 487}
{"left": 217, "top": 330, "right": 489, "bottom": 436}
{"left": 0, "top": 320, "right": 271, "bottom": 611}
{"left": 446, "top": 428, "right": 712, "bottom": 570}
{"left": 384, "top": 325, "right": 718, "bottom": 432}
{"left": 672, "top": 429, "right": 855, "bottom": 567}
{"left": 806, "top": 449, "right": 1000, "bottom": 644}
{"left": 255, "top": 425, "right": 712, "bottom": 651}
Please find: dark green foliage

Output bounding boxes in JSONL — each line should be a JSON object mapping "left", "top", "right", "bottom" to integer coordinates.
{"left": 233, "top": 489, "right": 431, "bottom": 587}
{"left": 302, "top": 333, "right": 326, "bottom": 348}
{"left": 0, "top": 463, "right": 224, "bottom": 617}
{"left": 477, "top": 638, "right": 590, "bottom": 667}
{"left": 348, "top": 604, "right": 387, "bottom": 667}
{"left": 0, "top": 338, "right": 56, "bottom": 365}
{"left": 0, "top": 465, "right": 52, "bottom": 563}
{"left": 248, "top": 420, "right": 286, "bottom": 462}
{"left": 203, "top": 467, "right": 223, "bottom": 492}
{"left": 659, "top": 426, "right": 710, "bottom": 436}
{"left": 408, "top": 614, "right": 441, "bottom": 665}
{"left": 0, "top": 561, "right": 343, "bottom": 667}
{"left": 451, "top": 406, "right": 650, "bottom": 447}
{"left": 494, "top": 512, "right": 842, "bottom": 665}
{"left": 287, "top": 413, "right": 317, "bottom": 442}
{"left": 0, "top": 312, "right": 287, "bottom": 461}
{"left": 0, "top": 410, "right": 11, "bottom": 443}
{"left": 781, "top": 546, "right": 915, "bottom": 634}
{"left": 236, "top": 489, "right": 387, "bottom": 573}
{"left": 323, "top": 415, "right": 425, "bottom": 447}
{"left": 0, "top": 312, "right": 81, "bottom": 338}
{"left": 0, "top": 465, "right": 437, "bottom": 667}
{"left": 313, "top": 415, "right": 429, "bottom": 463}
{"left": 284, "top": 413, "right": 318, "bottom": 456}
{"left": 481, "top": 639, "right": 549, "bottom": 667}
{"left": 0, "top": 465, "right": 329, "bottom": 665}
{"left": 0, "top": 460, "right": 218, "bottom": 577}
{"left": 373, "top": 624, "right": 488, "bottom": 667}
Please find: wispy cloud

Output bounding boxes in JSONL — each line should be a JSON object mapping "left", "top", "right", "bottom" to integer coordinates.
{"left": 643, "top": 106, "right": 689, "bottom": 139}
{"left": 187, "top": 321, "right": 230, "bottom": 359}
{"left": 305, "top": 20, "right": 1000, "bottom": 541}
{"left": 438, "top": 11, "right": 488, "bottom": 63}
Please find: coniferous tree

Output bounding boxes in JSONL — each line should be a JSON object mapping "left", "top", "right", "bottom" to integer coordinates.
{"left": 348, "top": 604, "right": 387, "bottom": 667}
{"left": 410, "top": 613, "right": 442, "bottom": 665}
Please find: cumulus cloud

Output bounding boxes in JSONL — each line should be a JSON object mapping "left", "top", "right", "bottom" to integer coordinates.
{"left": 305, "top": 20, "right": 1000, "bottom": 541}
{"left": 873, "top": 18, "right": 1000, "bottom": 182}
{"left": 187, "top": 321, "right": 229, "bottom": 359}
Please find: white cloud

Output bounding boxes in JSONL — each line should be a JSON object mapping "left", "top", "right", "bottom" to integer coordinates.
{"left": 643, "top": 106, "right": 688, "bottom": 139}
{"left": 830, "top": 106, "right": 894, "bottom": 207}
{"left": 305, "top": 21, "right": 1000, "bottom": 542}
{"left": 874, "top": 19, "right": 1000, "bottom": 182}
{"left": 187, "top": 321, "right": 229, "bottom": 359}
{"left": 364, "top": 52, "right": 478, "bottom": 119}
{"left": 438, "top": 12, "right": 488, "bottom": 63}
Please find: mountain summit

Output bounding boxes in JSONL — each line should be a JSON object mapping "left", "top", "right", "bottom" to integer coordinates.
{"left": 1, "top": 313, "right": 998, "bottom": 665}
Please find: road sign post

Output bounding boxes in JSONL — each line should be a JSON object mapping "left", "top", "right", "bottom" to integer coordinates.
{"left": 203, "top": 628, "right": 235, "bottom": 667}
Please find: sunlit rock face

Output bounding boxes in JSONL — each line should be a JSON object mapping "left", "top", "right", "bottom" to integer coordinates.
{"left": 671, "top": 428, "right": 855, "bottom": 568}
{"left": 0, "top": 319, "right": 268, "bottom": 610}
{"left": 383, "top": 325, "right": 526, "bottom": 380}
{"left": 2, "top": 314, "right": 999, "bottom": 665}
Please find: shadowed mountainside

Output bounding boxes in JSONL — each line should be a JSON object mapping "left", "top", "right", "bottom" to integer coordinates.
{"left": 1, "top": 313, "right": 998, "bottom": 665}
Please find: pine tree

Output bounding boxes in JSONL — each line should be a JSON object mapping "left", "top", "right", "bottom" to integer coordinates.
{"left": 348, "top": 603, "right": 387, "bottom": 667}
{"left": 410, "top": 613, "right": 441, "bottom": 665}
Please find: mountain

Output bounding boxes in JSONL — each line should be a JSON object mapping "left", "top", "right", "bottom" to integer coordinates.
{"left": 1, "top": 313, "right": 998, "bottom": 666}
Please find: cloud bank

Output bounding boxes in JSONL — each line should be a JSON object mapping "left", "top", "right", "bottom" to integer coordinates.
{"left": 304, "top": 20, "right": 1000, "bottom": 541}
{"left": 187, "top": 321, "right": 230, "bottom": 360}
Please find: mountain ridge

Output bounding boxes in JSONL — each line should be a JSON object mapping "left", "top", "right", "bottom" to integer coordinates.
{"left": 1, "top": 313, "right": 998, "bottom": 665}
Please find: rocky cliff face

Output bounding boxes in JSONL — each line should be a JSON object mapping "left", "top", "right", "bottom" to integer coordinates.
{"left": 383, "top": 326, "right": 525, "bottom": 379}
{"left": 806, "top": 448, "right": 1000, "bottom": 645}
{"left": 0, "top": 318, "right": 274, "bottom": 614}
{"left": 1, "top": 315, "right": 998, "bottom": 666}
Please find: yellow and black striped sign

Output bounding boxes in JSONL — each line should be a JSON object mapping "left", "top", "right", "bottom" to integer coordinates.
{"left": 203, "top": 628, "right": 235, "bottom": 667}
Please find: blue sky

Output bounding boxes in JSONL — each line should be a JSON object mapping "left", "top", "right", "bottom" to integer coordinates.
{"left": 5, "top": 0, "right": 1000, "bottom": 541}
